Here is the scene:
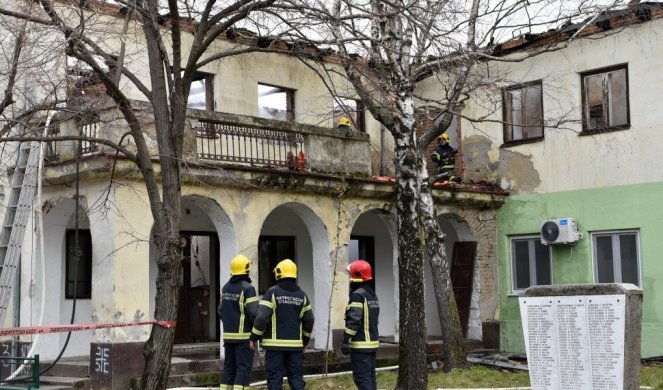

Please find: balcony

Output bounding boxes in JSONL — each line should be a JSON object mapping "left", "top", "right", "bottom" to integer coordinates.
{"left": 39, "top": 102, "right": 373, "bottom": 181}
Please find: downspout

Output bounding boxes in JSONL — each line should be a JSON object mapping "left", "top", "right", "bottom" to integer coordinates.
{"left": 379, "top": 124, "right": 385, "bottom": 176}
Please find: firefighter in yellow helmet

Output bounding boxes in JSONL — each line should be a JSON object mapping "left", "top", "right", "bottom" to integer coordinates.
{"left": 250, "top": 259, "right": 314, "bottom": 390}
{"left": 337, "top": 116, "right": 353, "bottom": 134}
{"left": 431, "top": 133, "right": 460, "bottom": 183}
{"left": 342, "top": 259, "right": 380, "bottom": 390}
{"left": 218, "top": 254, "right": 258, "bottom": 390}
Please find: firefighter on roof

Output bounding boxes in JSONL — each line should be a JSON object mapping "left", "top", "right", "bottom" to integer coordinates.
{"left": 218, "top": 254, "right": 259, "bottom": 390}
{"left": 342, "top": 259, "right": 380, "bottom": 390}
{"left": 250, "top": 259, "right": 314, "bottom": 390}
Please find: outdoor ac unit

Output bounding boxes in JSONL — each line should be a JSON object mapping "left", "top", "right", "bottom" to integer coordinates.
{"left": 540, "top": 218, "right": 581, "bottom": 245}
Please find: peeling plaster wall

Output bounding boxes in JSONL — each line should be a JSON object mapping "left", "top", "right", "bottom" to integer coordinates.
{"left": 417, "top": 18, "right": 663, "bottom": 195}
{"left": 20, "top": 172, "right": 499, "bottom": 358}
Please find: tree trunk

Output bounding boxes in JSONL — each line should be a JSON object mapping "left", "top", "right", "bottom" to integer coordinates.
{"left": 394, "top": 133, "right": 428, "bottom": 390}
{"left": 140, "top": 233, "right": 183, "bottom": 389}
{"left": 419, "top": 173, "right": 468, "bottom": 371}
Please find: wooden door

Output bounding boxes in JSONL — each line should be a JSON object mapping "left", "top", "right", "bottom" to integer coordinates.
{"left": 450, "top": 241, "right": 477, "bottom": 337}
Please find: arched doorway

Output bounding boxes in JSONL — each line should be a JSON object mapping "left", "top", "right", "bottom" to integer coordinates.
{"left": 258, "top": 202, "right": 330, "bottom": 349}
{"left": 349, "top": 209, "right": 398, "bottom": 338}
{"left": 149, "top": 195, "right": 237, "bottom": 343}
{"left": 425, "top": 214, "right": 477, "bottom": 338}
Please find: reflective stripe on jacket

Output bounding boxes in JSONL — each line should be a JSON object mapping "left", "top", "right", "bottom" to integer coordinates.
{"left": 344, "top": 285, "right": 380, "bottom": 350}
{"left": 250, "top": 280, "right": 314, "bottom": 351}
{"left": 218, "top": 277, "right": 258, "bottom": 342}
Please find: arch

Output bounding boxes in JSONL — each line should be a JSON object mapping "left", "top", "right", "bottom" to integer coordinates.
{"left": 258, "top": 202, "right": 331, "bottom": 350}
{"left": 148, "top": 195, "right": 237, "bottom": 343}
{"left": 424, "top": 213, "right": 479, "bottom": 339}
{"left": 349, "top": 208, "right": 398, "bottom": 338}
{"left": 37, "top": 197, "right": 92, "bottom": 358}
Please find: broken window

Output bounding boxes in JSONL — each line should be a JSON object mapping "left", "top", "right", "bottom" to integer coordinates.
{"left": 593, "top": 231, "right": 640, "bottom": 287}
{"left": 65, "top": 229, "right": 93, "bottom": 299}
{"left": 333, "top": 97, "right": 365, "bottom": 132}
{"left": 187, "top": 73, "right": 214, "bottom": 111}
{"left": 511, "top": 236, "right": 551, "bottom": 292}
{"left": 258, "top": 83, "right": 295, "bottom": 121}
{"left": 503, "top": 81, "right": 543, "bottom": 143}
{"left": 582, "top": 65, "right": 629, "bottom": 132}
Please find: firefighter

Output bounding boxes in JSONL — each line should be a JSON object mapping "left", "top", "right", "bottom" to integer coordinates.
{"left": 250, "top": 259, "right": 314, "bottom": 390}
{"left": 431, "top": 133, "right": 460, "bottom": 183}
{"left": 337, "top": 116, "right": 353, "bottom": 133}
{"left": 218, "top": 254, "right": 259, "bottom": 390}
{"left": 342, "top": 259, "right": 380, "bottom": 390}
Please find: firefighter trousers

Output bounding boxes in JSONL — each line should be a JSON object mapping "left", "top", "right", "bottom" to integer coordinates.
{"left": 265, "top": 349, "right": 305, "bottom": 390}
{"left": 350, "top": 350, "right": 377, "bottom": 390}
{"left": 220, "top": 342, "right": 254, "bottom": 390}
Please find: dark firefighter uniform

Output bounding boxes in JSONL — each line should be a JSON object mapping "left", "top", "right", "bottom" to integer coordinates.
{"left": 343, "top": 260, "right": 380, "bottom": 390}
{"left": 250, "top": 259, "right": 314, "bottom": 390}
{"left": 219, "top": 255, "right": 259, "bottom": 390}
{"left": 431, "top": 133, "right": 459, "bottom": 183}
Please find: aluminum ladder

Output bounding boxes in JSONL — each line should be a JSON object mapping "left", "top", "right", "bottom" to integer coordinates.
{"left": 0, "top": 140, "right": 42, "bottom": 326}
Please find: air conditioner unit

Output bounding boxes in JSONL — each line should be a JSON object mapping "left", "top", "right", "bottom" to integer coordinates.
{"left": 540, "top": 218, "right": 581, "bottom": 245}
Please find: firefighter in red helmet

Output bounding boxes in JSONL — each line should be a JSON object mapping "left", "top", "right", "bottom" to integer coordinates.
{"left": 342, "top": 260, "right": 380, "bottom": 390}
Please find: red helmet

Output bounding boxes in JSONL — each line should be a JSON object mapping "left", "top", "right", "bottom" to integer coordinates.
{"left": 347, "top": 260, "right": 373, "bottom": 282}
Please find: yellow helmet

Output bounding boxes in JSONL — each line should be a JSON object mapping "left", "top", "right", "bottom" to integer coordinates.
{"left": 438, "top": 133, "right": 450, "bottom": 142}
{"left": 274, "top": 259, "right": 297, "bottom": 280}
{"left": 230, "top": 254, "right": 251, "bottom": 275}
{"left": 338, "top": 117, "right": 351, "bottom": 127}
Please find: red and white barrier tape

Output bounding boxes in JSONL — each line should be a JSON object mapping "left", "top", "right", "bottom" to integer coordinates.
{"left": 0, "top": 320, "right": 175, "bottom": 337}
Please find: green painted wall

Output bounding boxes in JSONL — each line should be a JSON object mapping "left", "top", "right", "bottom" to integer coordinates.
{"left": 497, "top": 182, "right": 663, "bottom": 358}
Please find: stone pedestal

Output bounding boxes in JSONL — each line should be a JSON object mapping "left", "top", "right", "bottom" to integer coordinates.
{"left": 90, "top": 342, "right": 145, "bottom": 389}
{"left": 519, "top": 283, "right": 642, "bottom": 390}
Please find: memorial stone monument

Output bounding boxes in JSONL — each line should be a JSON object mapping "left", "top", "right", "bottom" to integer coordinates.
{"left": 519, "top": 283, "right": 642, "bottom": 390}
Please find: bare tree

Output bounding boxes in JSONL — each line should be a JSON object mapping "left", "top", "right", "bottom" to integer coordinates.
{"left": 269, "top": 0, "right": 628, "bottom": 387}
{"left": 0, "top": 0, "right": 281, "bottom": 387}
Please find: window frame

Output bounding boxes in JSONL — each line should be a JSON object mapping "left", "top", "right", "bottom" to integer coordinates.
{"left": 65, "top": 229, "right": 93, "bottom": 300}
{"left": 257, "top": 83, "right": 295, "bottom": 122}
{"left": 333, "top": 97, "right": 366, "bottom": 133}
{"left": 187, "top": 72, "right": 215, "bottom": 111}
{"left": 502, "top": 80, "right": 545, "bottom": 146}
{"left": 580, "top": 64, "right": 630, "bottom": 134}
{"left": 591, "top": 230, "right": 641, "bottom": 287}
{"left": 509, "top": 235, "right": 553, "bottom": 293}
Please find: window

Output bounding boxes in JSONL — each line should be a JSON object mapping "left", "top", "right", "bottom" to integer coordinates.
{"left": 333, "top": 97, "right": 365, "bottom": 132}
{"left": 349, "top": 236, "right": 375, "bottom": 289}
{"left": 592, "top": 231, "right": 640, "bottom": 286}
{"left": 65, "top": 229, "right": 92, "bottom": 299}
{"left": 510, "top": 236, "right": 551, "bottom": 292}
{"left": 258, "top": 83, "right": 295, "bottom": 121}
{"left": 503, "top": 81, "right": 543, "bottom": 144}
{"left": 187, "top": 73, "right": 214, "bottom": 111}
{"left": 77, "top": 114, "right": 99, "bottom": 155}
{"left": 258, "top": 236, "right": 295, "bottom": 294}
{"left": 581, "top": 65, "right": 629, "bottom": 132}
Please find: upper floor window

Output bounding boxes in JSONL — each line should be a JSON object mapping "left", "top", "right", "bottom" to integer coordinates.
{"left": 592, "top": 230, "right": 640, "bottom": 287}
{"left": 77, "top": 113, "right": 100, "bottom": 155}
{"left": 65, "top": 229, "right": 93, "bottom": 299}
{"left": 258, "top": 83, "right": 295, "bottom": 121}
{"left": 333, "top": 97, "right": 365, "bottom": 132}
{"left": 187, "top": 73, "right": 214, "bottom": 111}
{"left": 511, "top": 236, "right": 551, "bottom": 292}
{"left": 581, "top": 65, "right": 629, "bottom": 133}
{"left": 502, "top": 81, "right": 543, "bottom": 144}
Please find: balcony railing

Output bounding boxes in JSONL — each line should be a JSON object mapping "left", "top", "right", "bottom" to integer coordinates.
{"left": 196, "top": 120, "right": 307, "bottom": 169}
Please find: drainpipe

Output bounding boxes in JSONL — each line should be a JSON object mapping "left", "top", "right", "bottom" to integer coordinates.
{"left": 379, "top": 124, "right": 385, "bottom": 176}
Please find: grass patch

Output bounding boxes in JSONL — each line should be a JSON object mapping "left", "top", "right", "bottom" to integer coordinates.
{"left": 253, "top": 362, "right": 663, "bottom": 389}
